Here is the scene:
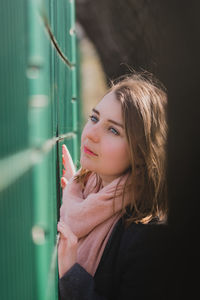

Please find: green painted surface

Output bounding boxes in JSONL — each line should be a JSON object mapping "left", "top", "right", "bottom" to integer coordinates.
{"left": 0, "top": 0, "right": 80, "bottom": 299}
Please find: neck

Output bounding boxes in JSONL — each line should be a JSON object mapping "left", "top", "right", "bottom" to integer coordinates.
{"left": 99, "top": 169, "right": 131, "bottom": 188}
{"left": 99, "top": 174, "right": 119, "bottom": 188}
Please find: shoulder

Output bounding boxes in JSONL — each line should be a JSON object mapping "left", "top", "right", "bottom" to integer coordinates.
{"left": 122, "top": 218, "right": 169, "bottom": 242}
{"left": 116, "top": 216, "right": 171, "bottom": 275}
{"left": 119, "top": 219, "right": 170, "bottom": 258}
{"left": 94, "top": 218, "right": 171, "bottom": 299}
{"left": 116, "top": 220, "right": 171, "bottom": 298}
{"left": 104, "top": 216, "right": 170, "bottom": 257}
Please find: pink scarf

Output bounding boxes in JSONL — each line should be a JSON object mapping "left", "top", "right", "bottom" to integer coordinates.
{"left": 60, "top": 171, "right": 131, "bottom": 276}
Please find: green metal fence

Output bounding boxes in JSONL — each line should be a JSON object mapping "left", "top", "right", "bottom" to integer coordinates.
{"left": 0, "top": 0, "right": 80, "bottom": 299}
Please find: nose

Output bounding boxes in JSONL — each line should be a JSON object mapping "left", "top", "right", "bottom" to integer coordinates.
{"left": 86, "top": 123, "right": 100, "bottom": 143}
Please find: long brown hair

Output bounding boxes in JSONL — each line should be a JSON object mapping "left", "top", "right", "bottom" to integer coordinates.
{"left": 76, "top": 72, "right": 168, "bottom": 225}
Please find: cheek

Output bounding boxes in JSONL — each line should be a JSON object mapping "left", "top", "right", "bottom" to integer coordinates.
{"left": 81, "top": 125, "right": 88, "bottom": 145}
{"left": 101, "top": 139, "right": 130, "bottom": 171}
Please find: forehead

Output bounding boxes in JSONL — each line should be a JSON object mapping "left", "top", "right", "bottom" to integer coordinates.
{"left": 95, "top": 91, "right": 122, "bottom": 120}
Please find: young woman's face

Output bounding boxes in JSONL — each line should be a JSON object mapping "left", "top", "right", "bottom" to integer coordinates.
{"left": 80, "top": 91, "right": 131, "bottom": 185}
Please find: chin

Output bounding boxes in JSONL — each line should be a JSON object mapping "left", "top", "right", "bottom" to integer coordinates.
{"left": 80, "top": 156, "right": 94, "bottom": 172}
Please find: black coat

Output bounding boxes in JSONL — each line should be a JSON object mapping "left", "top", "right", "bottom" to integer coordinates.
{"left": 59, "top": 217, "right": 172, "bottom": 300}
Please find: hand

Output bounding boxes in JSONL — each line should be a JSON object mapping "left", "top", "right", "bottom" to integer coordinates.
{"left": 57, "top": 220, "right": 78, "bottom": 278}
{"left": 61, "top": 144, "right": 76, "bottom": 189}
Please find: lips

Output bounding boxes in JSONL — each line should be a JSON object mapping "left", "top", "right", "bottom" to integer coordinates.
{"left": 84, "top": 145, "right": 98, "bottom": 156}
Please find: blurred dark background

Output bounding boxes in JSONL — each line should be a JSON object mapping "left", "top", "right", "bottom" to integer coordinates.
{"left": 77, "top": 0, "right": 200, "bottom": 298}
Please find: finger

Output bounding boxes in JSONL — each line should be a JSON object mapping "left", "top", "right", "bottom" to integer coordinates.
{"left": 57, "top": 232, "right": 68, "bottom": 255}
{"left": 57, "top": 221, "right": 77, "bottom": 243}
{"left": 62, "top": 144, "right": 76, "bottom": 180}
{"left": 62, "top": 155, "right": 66, "bottom": 166}
{"left": 62, "top": 156, "right": 66, "bottom": 175}
{"left": 62, "top": 156, "right": 67, "bottom": 176}
{"left": 57, "top": 222, "right": 72, "bottom": 241}
{"left": 57, "top": 222, "right": 67, "bottom": 238}
{"left": 61, "top": 177, "right": 68, "bottom": 189}
{"left": 58, "top": 231, "right": 65, "bottom": 241}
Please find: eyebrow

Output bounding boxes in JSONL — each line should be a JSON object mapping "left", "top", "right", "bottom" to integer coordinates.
{"left": 92, "top": 108, "right": 124, "bottom": 129}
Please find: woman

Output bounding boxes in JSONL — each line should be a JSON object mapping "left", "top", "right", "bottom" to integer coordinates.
{"left": 57, "top": 73, "right": 170, "bottom": 299}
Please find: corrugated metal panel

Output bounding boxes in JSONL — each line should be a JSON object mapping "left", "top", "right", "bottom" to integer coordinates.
{"left": 0, "top": 0, "right": 79, "bottom": 299}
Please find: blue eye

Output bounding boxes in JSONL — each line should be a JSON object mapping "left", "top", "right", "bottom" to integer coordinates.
{"left": 109, "top": 127, "right": 119, "bottom": 135}
{"left": 89, "top": 114, "right": 98, "bottom": 123}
